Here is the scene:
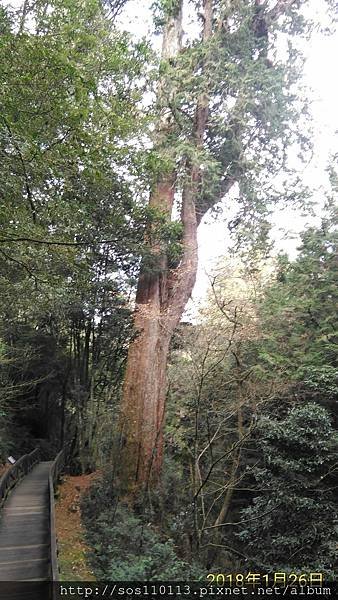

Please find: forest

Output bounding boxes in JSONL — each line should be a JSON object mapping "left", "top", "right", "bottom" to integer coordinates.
{"left": 0, "top": 0, "right": 337, "bottom": 590}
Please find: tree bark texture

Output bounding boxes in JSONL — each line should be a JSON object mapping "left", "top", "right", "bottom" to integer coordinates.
{"left": 118, "top": 0, "right": 292, "bottom": 494}
{"left": 118, "top": 0, "right": 214, "bottom": 494}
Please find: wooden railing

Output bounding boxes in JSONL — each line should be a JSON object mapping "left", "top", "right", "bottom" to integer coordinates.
{"left": 0, "top": 448, "right": 40, "bottom": 509}
{"left": 48, "top": 448, "right": 66, "bottom": 582}
{"left": 0, "top": 445, "right": 66, "bottom": 588}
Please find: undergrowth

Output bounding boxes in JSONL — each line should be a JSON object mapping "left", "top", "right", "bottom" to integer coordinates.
{"left": 81, "top": 461, "right": 204, "bottom": 581}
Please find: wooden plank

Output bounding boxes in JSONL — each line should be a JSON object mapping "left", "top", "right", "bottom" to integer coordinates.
{"left": 0, "top": 462, "right": 53, "bottom": 581}
{"left": 0, "top": 545, "right": 48, "bottom": 563}
{"left": 0, "top": 558, "right": 49, "bottom": 579}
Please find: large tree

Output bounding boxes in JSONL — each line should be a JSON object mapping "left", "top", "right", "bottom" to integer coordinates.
{"left": 118, "top": 0, "right": 319, "bottom": 493}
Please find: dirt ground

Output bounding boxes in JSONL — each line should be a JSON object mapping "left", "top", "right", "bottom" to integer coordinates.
{"left": 55, "top": 472, "right": 99, "bottom": 581}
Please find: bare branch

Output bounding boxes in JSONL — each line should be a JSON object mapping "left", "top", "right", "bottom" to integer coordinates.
{"left": 102, "top": 0, "right": 129, "bottom": 22}
{"left": 0, "top": 236, "right": 120, "bottom": 247}
{"left": 193, "top": 423, "right": 255, "bottom": 501}
{"left": 203, "top": 501, "right": 282, "bottom": 530}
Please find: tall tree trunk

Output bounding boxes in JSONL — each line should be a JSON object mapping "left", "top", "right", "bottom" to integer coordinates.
{"left": 118, "top": 0, "right": 213, "bottom": 495}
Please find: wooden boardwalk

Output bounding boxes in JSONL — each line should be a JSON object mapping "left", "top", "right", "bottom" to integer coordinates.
{"left": 0, "top": 461, "right": 53, "bottom": 581}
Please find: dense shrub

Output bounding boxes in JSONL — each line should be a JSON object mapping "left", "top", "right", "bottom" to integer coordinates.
{"left": 236, "top": 403, "right": 338, "bottom": 576}
{"left": 82, "top": 470, "right": 203, "bottom": 580}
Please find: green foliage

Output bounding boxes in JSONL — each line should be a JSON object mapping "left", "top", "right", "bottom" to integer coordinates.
{"left": 257, "top": 209, "right": 338, "bottom": 397}
{"left": 139, "top": 208, "right": 183, "bottom": 274}
{"left": 237, "top": 403, "right": 338, "bottom": 575}
{"left": 155, "top": 0, "right": 314, "bottom": 246}
{"left": 82, "top": 473, "right": 203, "bottom": 580}
{"left": 0, "top": 0, "right": 149, "bottom": 265}
{"left": 0, "top": 0, "right": 151, "bottom": 468}
{"left": 0, "top": 333, "right": 43, "bottom": 460}
{"left": 87, "top": 506, "right": 193, "bottom": 580}
{"left": 152, "top": 0, "right": 181, "bottom": 29}
{"left": 166, "top": 209, "right": 338, "bottom": 573}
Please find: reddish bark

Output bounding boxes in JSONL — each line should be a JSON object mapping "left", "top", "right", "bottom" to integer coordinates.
{"left": 117, "top": 1, "right": 213, "bottom": 495}
{"left": 118, "top": 173, "right": 199, "bottom": 492}
{"left": 117, "top": 0, "right": 293, "bottom": 495}
{"left": 118, "top": 174, "right": 176, "bottom": 491}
